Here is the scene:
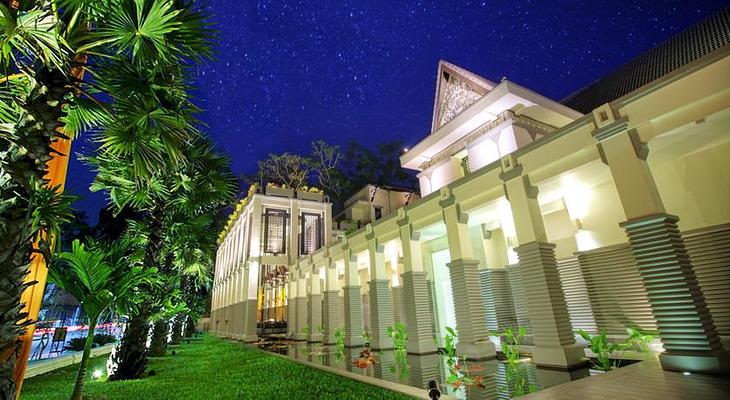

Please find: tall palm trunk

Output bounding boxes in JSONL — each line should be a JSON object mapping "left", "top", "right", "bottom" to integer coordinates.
{"left": 184, "top": 315, "right": 195, "bottom": 338}
{"left": 110, "top": 206, "right": 164, "bottom": 380}
{"left": 148, "top": 320, "right": 169, "bottom": 357}
{"left": 71, "top": 317, "right": 98, "bottom": 400}
{"left": 0, "top": 70, "right": 68, "bottom": 399}
{"left": 170, "top": 314, "right": 184, "bottom": 345}
{"left": 109, "top": 306, "right": 150, "bottom": 381}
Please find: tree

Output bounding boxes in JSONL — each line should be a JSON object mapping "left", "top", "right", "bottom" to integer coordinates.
{"left": 75, "top": 0, "right": 218, "bottom": 379}
{"left": 309, "top": 140, "right": 347, "bottom": 203}
{"left": 256, "top": 152, "right": 311, "bottom": 190}
{"left": 49, "top": 238, "right": 157, "bottom": 400}
{"left": 342, "top": 139, "right": 416, "bottom": 190}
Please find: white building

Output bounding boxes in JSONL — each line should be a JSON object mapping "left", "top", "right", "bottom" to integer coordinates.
{"left": 210, "top": 185, "right": 332, "bottom": 338}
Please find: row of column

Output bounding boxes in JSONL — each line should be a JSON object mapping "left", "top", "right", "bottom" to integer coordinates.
{"left": 282, "top": 122, "right": 727, "bottom": 374}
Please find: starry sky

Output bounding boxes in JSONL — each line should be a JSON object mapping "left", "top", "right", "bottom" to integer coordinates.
{"left": 67, "top": 0, "right": 728, "bottom": 224}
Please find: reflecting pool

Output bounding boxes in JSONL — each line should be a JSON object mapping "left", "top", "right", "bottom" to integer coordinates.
{"left": 254, "top": 339, "right": 592, "bottom": 399}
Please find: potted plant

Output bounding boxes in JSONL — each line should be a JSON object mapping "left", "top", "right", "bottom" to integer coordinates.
{"left": 266, "top": 182, "right": 294, "bottom": 198}
{"left": 576, "top": 327, "right": 654, "bottom": 373}
{"left": 296, "top": 186, "right": 325, "bottom": 202}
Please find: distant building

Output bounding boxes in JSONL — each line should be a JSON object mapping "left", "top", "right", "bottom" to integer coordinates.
{"left": 334, "top": 184, "right": 420, "bottom": 232}
{"left": 209, "top": 184, "right": 331, "bottom": 338}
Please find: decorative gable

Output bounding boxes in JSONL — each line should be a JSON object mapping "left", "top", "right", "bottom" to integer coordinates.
{"left": 431, "top": 61, "right": 496, "bottom": 133}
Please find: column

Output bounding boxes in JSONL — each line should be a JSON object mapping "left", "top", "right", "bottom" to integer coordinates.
{"left": 501, "top": 158, "right": 583, "bottom": 368}
{"left": 307, "top": 262, "right": 323, "bottom": 342}
{"left": 439, "top": 187, "right": 496, "bottom": 360}
{"left": 597, "top": 124, "right": 728, "bottom": 373}
{"left": 295, "top": 269, "right": 308, "bottom": 341}
{"left": 367, "top": 231, "right": 394, "bottom": 350}
{"left": 286, "top": 279, "right": 297, "bottom": 339}
{"left": 342, "top": 246, "right": 364, "bottom": 347}
{"left": 240, "top": 261, "right": 259, "bottom": 342}
{"left": 397, "top": 213, "right": 437, "bottom": 354}
{"left": 323, "top": 258, "right": 342, "bottom": 344}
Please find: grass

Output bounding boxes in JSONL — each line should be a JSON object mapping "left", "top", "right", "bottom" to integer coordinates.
{"left": 21, "top": 335, "right": 415, "bottom": 399}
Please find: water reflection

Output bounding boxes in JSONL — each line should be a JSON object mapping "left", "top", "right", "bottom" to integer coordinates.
{"left": 256, "top": 340, "right": 589, "bottom": 399}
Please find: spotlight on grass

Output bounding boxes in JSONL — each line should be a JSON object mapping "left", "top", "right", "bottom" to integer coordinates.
{"left": 93, "top": 370, "right": 102, "bottom": 380}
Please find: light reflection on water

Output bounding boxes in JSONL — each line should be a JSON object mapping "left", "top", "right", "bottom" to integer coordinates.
{"left": 254, "top": 340, "right": 591, "bottom": 399}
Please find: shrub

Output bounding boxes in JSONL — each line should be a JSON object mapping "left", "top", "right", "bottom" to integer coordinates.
{"left": 64, "top": 337, "right": 90, "bottom": 352}
{"left": 93, "top": 333, "right": 118, "bottom": 346}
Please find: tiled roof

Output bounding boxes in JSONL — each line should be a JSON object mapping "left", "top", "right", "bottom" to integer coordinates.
{"left": 561, "top": 6, "right": 730, "bottom": 114}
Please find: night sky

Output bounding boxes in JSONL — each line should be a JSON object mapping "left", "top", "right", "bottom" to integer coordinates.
{"left": 66, "top": 0, "right": 728, "bottom": 224}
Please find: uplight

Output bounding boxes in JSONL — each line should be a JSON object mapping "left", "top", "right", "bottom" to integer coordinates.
{"left": 682, "top": 371, "right": 691, "bottom": 376}
{"left": 93, "top": 370, "right": 102, "bottom": 379}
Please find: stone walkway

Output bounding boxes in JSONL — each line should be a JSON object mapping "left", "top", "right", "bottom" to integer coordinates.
{"left": 522, "top": 358, "right": 730, "bottom": 400}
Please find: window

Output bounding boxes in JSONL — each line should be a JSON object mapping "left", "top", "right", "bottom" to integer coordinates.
{"left": 300, "top": 212, "right": 323, "bottom": 255}
{"left": 374, "top": 206, "right": 383, "bottom": 220}
{"left": 263, "top": 209, "right": 288, "bottom": 255}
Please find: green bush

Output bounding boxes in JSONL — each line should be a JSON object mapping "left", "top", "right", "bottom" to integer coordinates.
{"left": 93, "top": 333, "right": 118, "bottom": 346}
{"left": 64, "top": 337, "right": 90, "bottom": 352}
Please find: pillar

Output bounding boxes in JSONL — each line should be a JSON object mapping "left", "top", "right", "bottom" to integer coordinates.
{"left": 367, "top": 232, "right": 394, "bottom": 350}
{"left": 295, "top": 269, "right": 308, "bottom": 341}
{"left": 596, "top": 122, "right": 729, "bottom": 374}
{"left": 439, "top": 187, "right": 496, "bottom": 360}
{"left": 342, "top": 248, "right": 364, "bottom": 347}
{"left": 308, "top": 262, "right": 323, "bottom": 342}
{"left": 501, "top": 158, "right": 584, "bottom": 368}
{"left": 323, "top": 258, "right": 342, "bottom": 344}
{"left": 397, "top": 213, "right": 437, "bottom": 354}
{"left": 286, "top": 279, "right": 297, "bottom": 339}
{"left": 240, "top": 261, "right": 259, "bottom": 342}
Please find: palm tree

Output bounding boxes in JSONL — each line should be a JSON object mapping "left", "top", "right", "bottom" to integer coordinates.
{"left": 76, "top": 0, "right": 216, "bottom": 379}
{"left": 1, "top": 0, "right": 216, "bottom": 393}
{"left": 49, "top": 238, "right": 157, "bottom": 400}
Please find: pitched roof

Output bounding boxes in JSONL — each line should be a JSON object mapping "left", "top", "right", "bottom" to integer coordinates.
{"left": 561, "top": 6, "right": 730, "bottom": 114}
{"left": 431, "top": 60, "right": 497, "bottom": 132}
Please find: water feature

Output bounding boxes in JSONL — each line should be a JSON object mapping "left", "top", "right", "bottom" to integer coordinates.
{"left": 255, "top": 339, "right": 592, "bottom": 399}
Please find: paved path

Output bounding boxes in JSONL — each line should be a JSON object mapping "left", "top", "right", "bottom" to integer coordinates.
{"left": 522, "top": 358, "right": 730, "bottom": 400}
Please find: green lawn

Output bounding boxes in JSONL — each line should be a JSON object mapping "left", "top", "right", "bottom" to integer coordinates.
{"left": 21, "top": 335, "right": 415, "bottom": 399}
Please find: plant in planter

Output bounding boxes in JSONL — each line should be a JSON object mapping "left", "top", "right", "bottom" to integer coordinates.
{"left": 387, "top": 323, "right": 408, "bottom": 352}
{"left": 362, "top": 329, "right": 372, "bottom": 347}
{"left": 334, "top": 328, "right": 345, "bottom": 359}
{"left": 302, "top": 324, "right": 310, "bottom": 338}
{"left": 493, "top": 327, "right": 526, "bottom": 364}
{"left": 439, "top": 327, "right": 486, "bottom": 394}
{"left": 575, "top": 327, "right": 654, "bottom": 371}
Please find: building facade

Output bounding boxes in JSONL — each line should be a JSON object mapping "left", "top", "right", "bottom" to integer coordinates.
{"left": 213, "top": 10, "right": 730, "bottom": 374}
{"left": 335, "top": 184, "right": 420, "bottom": 230}
{"left": 210, "top": 185, "right": 332, "bottom": 339}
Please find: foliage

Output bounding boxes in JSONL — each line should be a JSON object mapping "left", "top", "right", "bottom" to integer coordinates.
{"left": 49, "top": 238, "right": 158, "bottom": 399}
{"left": 93, "top": 333, "right": 117, "bottom": 346}
{"left": 362, "top": 329, "right": 371, "bottom": 346}
{"left": 217, "top": 183, "right": 257, "bottom": 244}
{"left": 64, "top": 337, "right": 88, "bottom": 352}
{"left": 334, "top": 328, "right": 345, "bottom": 356}
{"left": 575, "top": 327, "right": 654, "bottom": 371}
{"left": 21, "top": 335, "right": 414, "bottom": 400}
{"left": 257, "top": 153, "right": 311, "bottom": 190}
{"left": 302, "top": 325, "right": 309, "bottom": 336}
{"left": 439, "top": 327, "right": 486, "bottom": 393}
{"left": 340, "top": 139, "right": 417, "bottom": 193}
{"left": 495, "top": 326, "right": 525, "bottom": 364}
{"left": 386, "top": 322, "right": 408, "bottom": 352}
{"left": 503, "top": 362, "right": 538, "bottom": 397}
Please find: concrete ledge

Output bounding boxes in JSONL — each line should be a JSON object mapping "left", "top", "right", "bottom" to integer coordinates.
{"left": 26, "top": 344, "right": 115, "bottom": 378}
